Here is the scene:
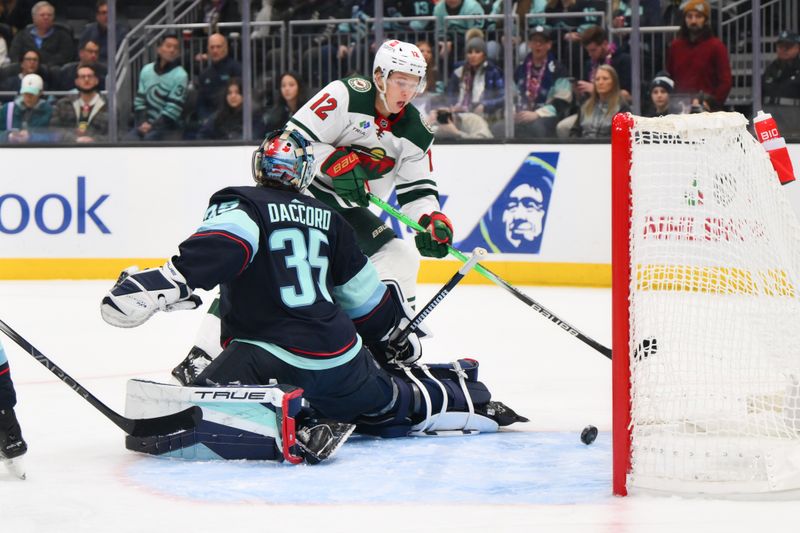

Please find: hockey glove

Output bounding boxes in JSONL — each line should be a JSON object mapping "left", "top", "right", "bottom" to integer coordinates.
{"left": 368, "top": 280, "right": 429, "bottom": 366}
{"left": 101, "top": 260, "right": 202, "bottom": 328}
{"left": 371, "top": 324, "right": 423, "bottom": 366}
{"left": 415, "top": 212, "right": 453, "bottom": 258}
{"left": 321, "top": 148, "right": 369, "bottom": 206}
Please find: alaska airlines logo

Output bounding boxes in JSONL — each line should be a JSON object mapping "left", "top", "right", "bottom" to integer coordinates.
{"left": 350, "top": 144, "right": 396, "bottom": 179}
{"left": 457, "top": 153, "right": 558, "bottom": 254}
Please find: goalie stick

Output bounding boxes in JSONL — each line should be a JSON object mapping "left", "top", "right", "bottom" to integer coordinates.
{"left": 369, "top": 193, "right": 613, "bottom": 360}
{"left": 393, "top": 247, "right": 486, "bottom": 347}
{"left": 0, "top": 319, "right": 202, "bottom": 437}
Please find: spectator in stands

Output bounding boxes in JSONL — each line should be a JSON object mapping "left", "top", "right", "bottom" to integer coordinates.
{"left": 50, "top": 64, "right": 107, "bottom": 142}
{"left": 0, "top": 0, "right": 33, "bottom": 35}
{"left": 428, "top": 106, "right": 493, "bottom": 140}
{"left": 545, "top": 0, "right": 604, "bottom": 42}
{"left": 0, "top": 72, "right": 53, "bottom": 142}
{"left": 445, "top": 35, "right": 505, "bottom": 120}
{"left": 512, "top": 25, "right": 574, "bottom": 139}
{"left": 79, "top": 1, "right": 128, "bottom": 64}
{"left": 417, "top": 39, "right": 442, "bottom": 95}
{"left": 57, "top": 39, "right": 106, "bottom": 91}
{"left": 0, "top": 48, "right": 49, "bottom": 100}
{"left": 644, "top": 71, "right": 682, "bottom": 117}
{"left": 398, "top": 0, "right": 435, "bottom": 31}
{"left": 763, "top": 30, "right": 800, "bottom": 108}
{"left": 9, "top": 1, "right": 74, "bottom": 67}
{"left": 609, "top": 0, "right": 662, "bottom": 28}
{"left": 411, "top": 39, "right": 442, "bottom": 115}
{"left": 202, "top": 0, "right": 239, "bottom": 33}
{"left": 434, "top": 0, "right": 487, "bottom": 61}
{"left": 0, "top": 32, "right": 7, "bottom": 65}
{"left": 263, "top": 71, "right": 307, "bottom": 132}
{"left": 569, "top": 64, "right": 629, "bottom": 138}
{"left": 194, "top": 33, "right": 242, "bottom": 122}
{"left": 666, "top": 0, "right": 731, "bottom": 111}
{"left": 578, "top": 25, "right": 631, "bottom": 102}
{"left": 127, "top": 34, "right": 188, "bottom": 142}
{"left": 198, "top": 77, "right": 264, "bottom": 140}
{"left": 688, "top": 91, "right": 712, "bottom": 113}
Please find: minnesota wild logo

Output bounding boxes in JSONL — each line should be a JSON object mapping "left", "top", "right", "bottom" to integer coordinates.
{"left": 347, "top": 78, "right": 372, "bottom": 93}
{"left": 350, "top": 144, "right": 396, "bottom": 179}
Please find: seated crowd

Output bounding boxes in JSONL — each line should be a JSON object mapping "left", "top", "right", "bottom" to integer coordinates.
{"left": 0, "top": 0, "right": 797, "bottom": 143}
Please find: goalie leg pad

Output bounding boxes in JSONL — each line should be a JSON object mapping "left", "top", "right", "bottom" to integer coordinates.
{"left": 355, "top": 359, "right": 500, "bottom": 437}
{"left": 124, "top": 379, "right": 305, "bottom": 463}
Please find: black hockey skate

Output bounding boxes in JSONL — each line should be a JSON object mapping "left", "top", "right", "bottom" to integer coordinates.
{"left": 477, "top": 401, "right": 529, "bottom": 426}
{"left": 0, "top": 408, "right": 26, "bottom": 459}
{"left": 171, "top": 346, "right": 214, "bottom": 386}
{"left": 296, "top": 421, "right": 355, "bottom": 465}
{"left": 0, "top": 407, "right": 27, "bottom": 480}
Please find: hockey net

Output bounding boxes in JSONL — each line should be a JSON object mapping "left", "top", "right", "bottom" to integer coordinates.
{"left": 612, "top": 112, "right": 800, "bottom": 496}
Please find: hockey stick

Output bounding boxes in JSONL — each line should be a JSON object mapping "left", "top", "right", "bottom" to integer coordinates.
{"left": 393, "top": 247, "right": 486, "bottom": 347}
{"left": 369, "top": 193, "right": 613, "bottom": 360}
{"left": 0, "top": 319, "right": 202, "bottom": 437}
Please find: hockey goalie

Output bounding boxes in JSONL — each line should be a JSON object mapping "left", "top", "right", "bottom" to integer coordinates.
{"left": 102, "top": 129, "right": 527, "bottom": 465}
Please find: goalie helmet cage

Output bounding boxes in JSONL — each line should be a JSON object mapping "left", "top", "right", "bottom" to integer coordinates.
{"left": 611, "top": 112, "right": 800, "bottom": 497}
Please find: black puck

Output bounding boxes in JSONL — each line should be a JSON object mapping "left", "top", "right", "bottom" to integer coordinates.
{"left": 580, "top": 425, "right": 598, "bottom": 445}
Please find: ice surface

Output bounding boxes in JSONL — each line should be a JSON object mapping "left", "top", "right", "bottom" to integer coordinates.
{"left": 1, "top": 281, "right": 796, "bottom": 532}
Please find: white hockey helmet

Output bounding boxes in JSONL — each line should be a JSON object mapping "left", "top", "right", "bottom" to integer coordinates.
{"left": 373, "top": 39, "right": 427, "bottom": 95}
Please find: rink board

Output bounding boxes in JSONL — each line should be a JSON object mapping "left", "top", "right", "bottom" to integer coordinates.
{"left": 1, "top": 144, "right": 797, "bottom": 285}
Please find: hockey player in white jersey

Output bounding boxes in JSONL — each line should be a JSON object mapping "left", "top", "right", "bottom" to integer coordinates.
{"left": 172, "top": 40, "right": 455, "bottom": 385}
{"left": 287, "top": 38, "right": 454, "bottom": 304}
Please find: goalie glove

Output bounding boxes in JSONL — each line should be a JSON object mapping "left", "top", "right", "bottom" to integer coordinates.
{"left": 101, "top": 260, "right": 202, "bottom": 328}
{"left": 320, "top": 148, "right": 369, "bottom": 206}
{"left": 415, "top": 212, "right": 453, "bottom": 258}
{"left": 368, "top": 280, "right": 430, "bottom": 366}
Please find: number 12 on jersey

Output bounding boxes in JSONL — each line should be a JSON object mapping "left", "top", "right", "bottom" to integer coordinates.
{"left": 309, "top": 92, "right": 337, "bottom": 120}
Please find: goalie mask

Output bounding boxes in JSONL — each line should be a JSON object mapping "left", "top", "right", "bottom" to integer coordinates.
{"left": 373, "top": 40, "right": 427, "bottom": 105}
{"left": 252, "top": 130, "right": 316, "bottom": 192}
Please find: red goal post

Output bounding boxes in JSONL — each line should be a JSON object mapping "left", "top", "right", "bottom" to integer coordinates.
{"left": 611, "top": 111, "right": 800, "bottom": 497}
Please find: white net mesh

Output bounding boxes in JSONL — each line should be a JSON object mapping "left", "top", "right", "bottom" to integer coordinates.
{"left": 627, "top": 112, "right": 800, "bottom": 494}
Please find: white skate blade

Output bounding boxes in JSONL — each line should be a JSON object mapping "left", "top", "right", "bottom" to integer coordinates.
{"left": 2, "top": 455, "right": 26, "bottom": 480}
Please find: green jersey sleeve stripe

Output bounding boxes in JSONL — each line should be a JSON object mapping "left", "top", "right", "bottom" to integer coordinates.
{"left": 397, "top": 188, "right": 439, "bottom": 205}
{"left": 289, "top": 117, "right": 321, "bottom": 142}
{"left": 396, "top": 179, "right": 438, "bottom": 191}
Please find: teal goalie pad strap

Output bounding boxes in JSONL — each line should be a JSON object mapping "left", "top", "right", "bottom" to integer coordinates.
{"left": 123, "top": 379, "right": 305, "bottom": 463}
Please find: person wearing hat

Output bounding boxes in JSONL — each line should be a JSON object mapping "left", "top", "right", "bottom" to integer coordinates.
{"left": 0, "top": 72, "right": 54, "bottom": 143}
{"left": 762, "top": 30, "right": 800, "bottom": 136}
{"left": 645, "top": 71, "right": 682, "bottom": 117}
{"left": 666, "top": 0, "right": 731, "bottom": 110}
{"left": 445, "top": 34, "right": 505, "bottom": 119}
{"left": 512, "top": 25, "right": 574, "bottom": 138}
{"left": 763, "top": 30, "right": 800, "bottom": 107}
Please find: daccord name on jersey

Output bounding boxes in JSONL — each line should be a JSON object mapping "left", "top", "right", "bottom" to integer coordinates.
{"left": 267, "top": 201, "right": 332, "bottom": 231}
